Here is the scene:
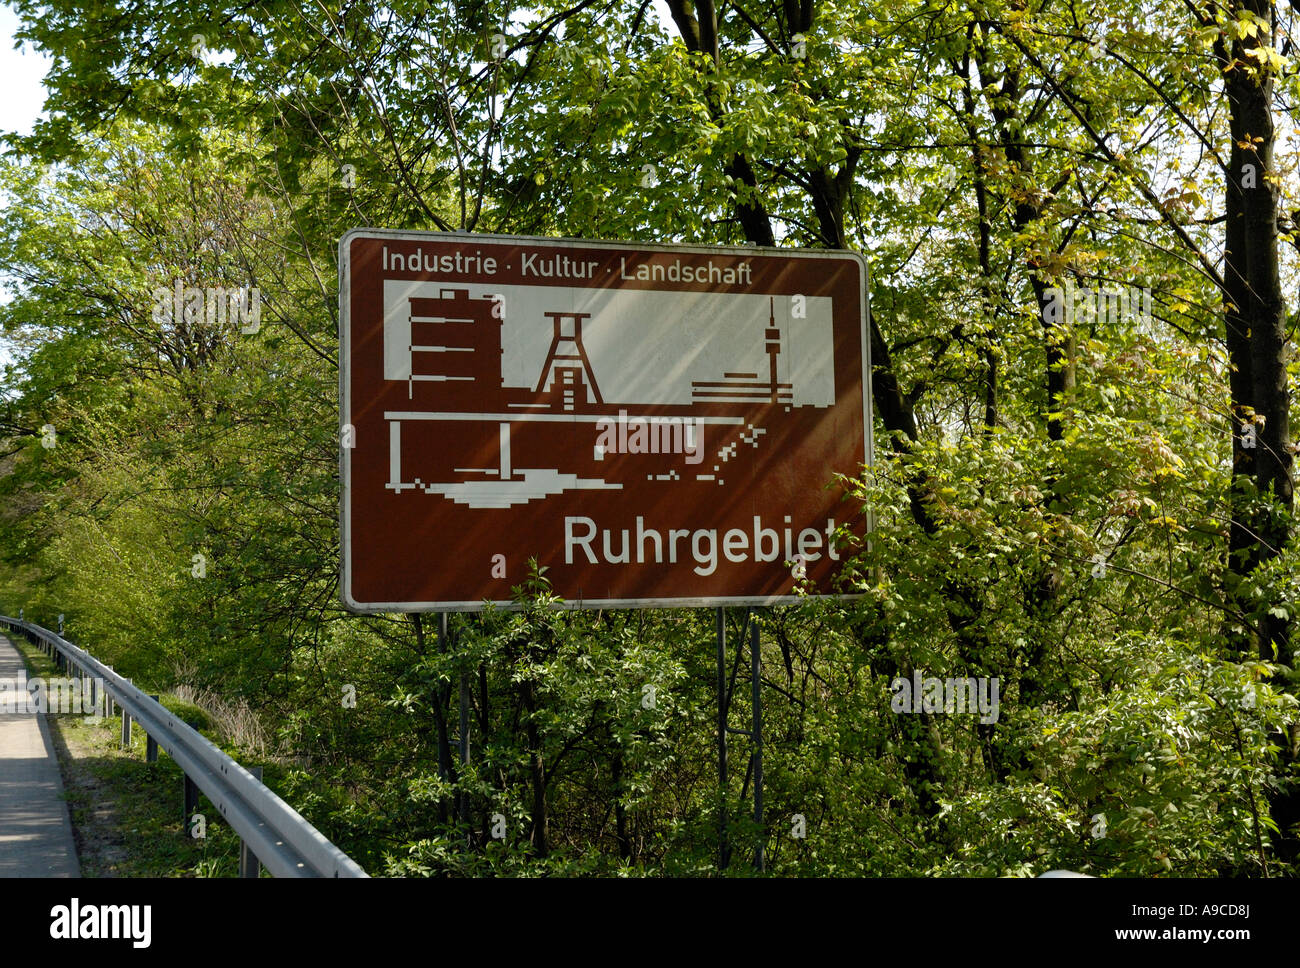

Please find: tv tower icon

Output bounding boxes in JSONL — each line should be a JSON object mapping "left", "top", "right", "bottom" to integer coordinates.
{"left": 764, "top": 297, "right": 781, "bottom": 404}
{"left": 688, "top": 296, "right": 792, "bottom": 406}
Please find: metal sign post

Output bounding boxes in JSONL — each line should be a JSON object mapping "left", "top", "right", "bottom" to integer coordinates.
{"left": 716, "top": 608, "right": 729, "bottom": 870}
{"left": 458, "top": 658, "right": 470, "bottom": 839}
{"left": 750, "top": 617, "right": 764, "bottom": 873}
{"left": 716, "top": 607, "right": 765, "bottom": 873}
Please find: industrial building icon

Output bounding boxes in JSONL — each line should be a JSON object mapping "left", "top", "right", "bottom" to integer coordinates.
{"left": 382, "top": 288, "right": 806, "bottom": 508}
{"left": 404, "top": 290, "right": 504, "bottom": 398}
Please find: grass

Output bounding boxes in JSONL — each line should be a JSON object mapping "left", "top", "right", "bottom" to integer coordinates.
{"left": 9, "top": 631, "right": 254, "bottom": 876}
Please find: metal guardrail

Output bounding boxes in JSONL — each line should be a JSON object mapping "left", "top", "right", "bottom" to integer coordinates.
{"left": 0, "top": 615, "right": 368, "bottom": 878}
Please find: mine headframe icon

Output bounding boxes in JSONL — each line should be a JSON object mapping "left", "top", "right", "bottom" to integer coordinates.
{"left": 535, "top": 311, "right": 603, "bottom": 412}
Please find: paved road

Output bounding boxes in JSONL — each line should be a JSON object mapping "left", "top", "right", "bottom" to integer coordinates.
{"left": 0, "top": 632, "right": 80, "bottom": 877}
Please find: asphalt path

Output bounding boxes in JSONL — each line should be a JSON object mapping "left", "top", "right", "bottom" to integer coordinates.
{"left": 0, "top": 632, "right": 80, "bottom": 877}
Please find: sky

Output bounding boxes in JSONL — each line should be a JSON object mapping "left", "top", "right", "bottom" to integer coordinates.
{"left": 0, "top": 6, "right": 678, "bottom": 383}
{"left": 0, "top": 6, "right": 52, "bottom": 378}
{"left": 0, "top": 5, "right": 685, "bottom": 384}
{"left": 0, "top": 8, "right": 48, "bottom": 137}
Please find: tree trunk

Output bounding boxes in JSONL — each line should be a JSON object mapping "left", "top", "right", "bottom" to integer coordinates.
{"left": 1220, "top": 0, "right": 1297, "bottom": 863}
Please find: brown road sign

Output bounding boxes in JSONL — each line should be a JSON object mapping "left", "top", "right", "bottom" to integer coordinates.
{"left": 339, "top": 230, "right": 872, "bottom": 611}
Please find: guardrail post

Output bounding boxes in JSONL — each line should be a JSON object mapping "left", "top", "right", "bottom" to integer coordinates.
{"left": 146, "top": 696, "right": 159, "bottom": 762}
{"left": 184, "top": 774, "right": 199, "bottom": 828}
{"left": 239, "top": 767, "right": 263, "bottom": 878}
{"left": 121, "top": 707, "right": 131, "bottom": 749}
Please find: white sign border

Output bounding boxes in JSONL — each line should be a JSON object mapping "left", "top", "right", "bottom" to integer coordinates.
{"left": 339, "top": 228, "right": 873, "bottom": 613}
